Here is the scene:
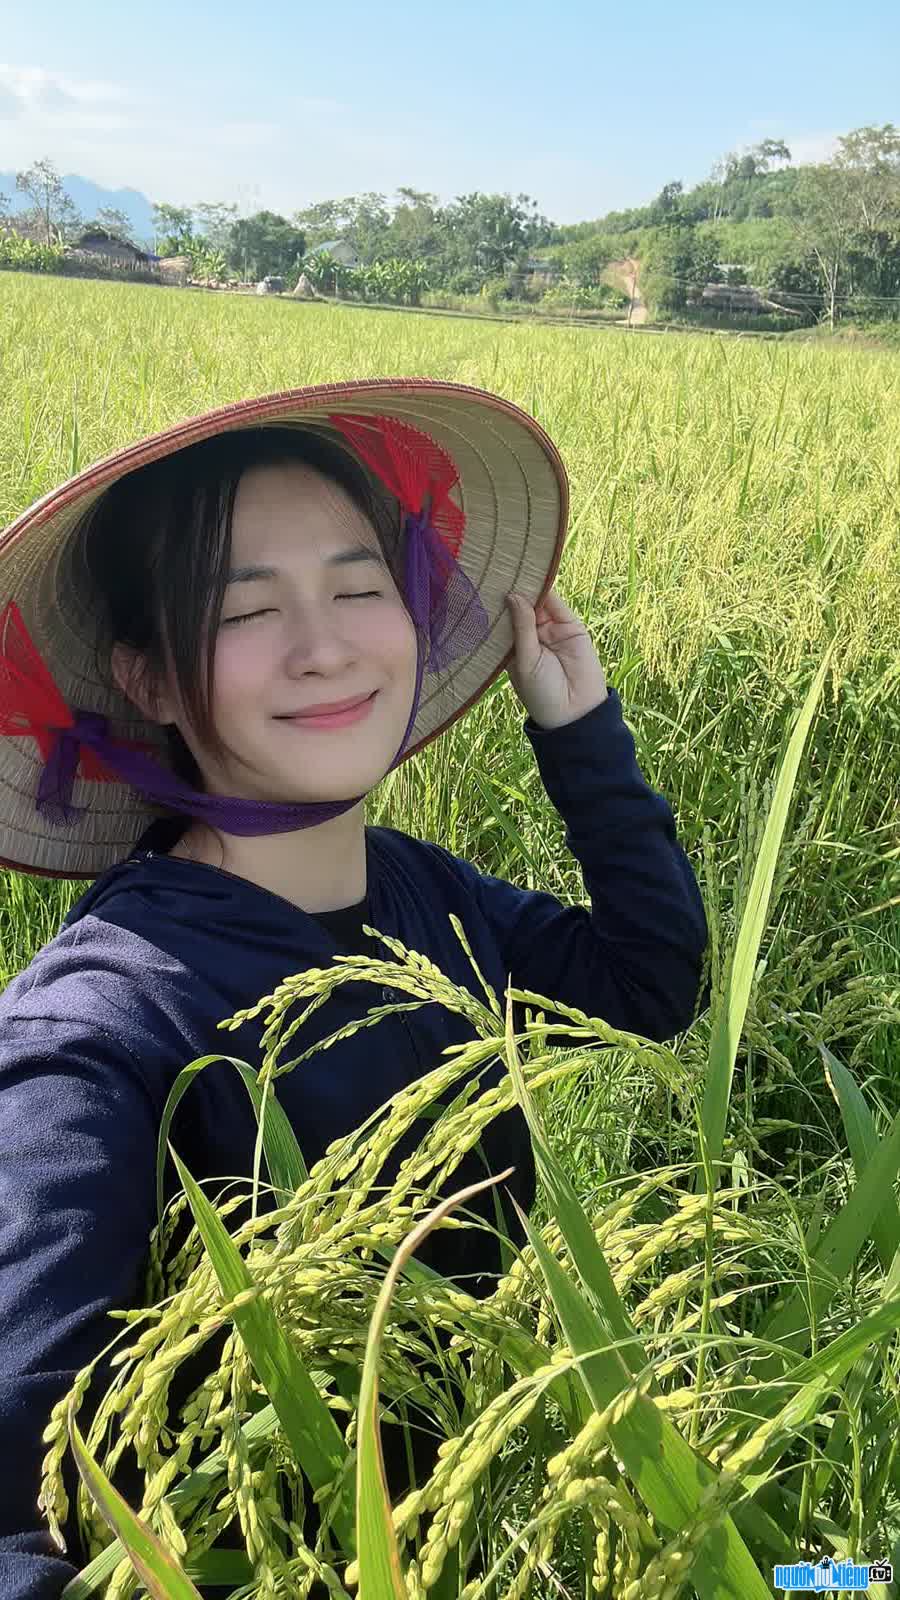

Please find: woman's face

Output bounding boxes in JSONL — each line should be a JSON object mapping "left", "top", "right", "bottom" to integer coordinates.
{"left": 168, "top": 461, "right": 420, "bottom": 804}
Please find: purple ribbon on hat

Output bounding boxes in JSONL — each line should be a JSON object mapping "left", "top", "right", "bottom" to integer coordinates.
{"left": 34, "top": 511, "right": 490, "bottom": 835}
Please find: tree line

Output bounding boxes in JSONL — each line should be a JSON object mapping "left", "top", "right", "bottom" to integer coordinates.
{"left": 3, "top": 125, "right": 899, "bottom": 327}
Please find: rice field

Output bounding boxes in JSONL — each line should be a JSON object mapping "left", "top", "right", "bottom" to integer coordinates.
{"left": 1, "top": 272, "right": 899, "bottom": 1597}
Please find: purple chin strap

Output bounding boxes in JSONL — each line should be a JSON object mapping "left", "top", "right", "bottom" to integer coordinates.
{"left": 37, "top": 511, "right": 491, "bottom": 835}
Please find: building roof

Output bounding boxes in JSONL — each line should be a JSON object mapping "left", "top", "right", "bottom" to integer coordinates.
{"left": 308, "top": 238, "right": 359, "bottom": 257}
{"left": 73, "top": 228, "right": 151, "bottom": 262}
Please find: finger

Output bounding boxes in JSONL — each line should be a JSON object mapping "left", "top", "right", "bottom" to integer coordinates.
{"left": 534, "top": 586, "right": 580, "bottom": 624}
{"left": 506, "top": 595, "right": 544, "bottom": 671}
{"left": 507, "top": 592, "right": 537, "bottom": 622}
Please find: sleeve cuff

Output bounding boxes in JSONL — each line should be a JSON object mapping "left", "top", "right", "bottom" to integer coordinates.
{"left": 523, "top": 685, "right": 623, "bottom": 753}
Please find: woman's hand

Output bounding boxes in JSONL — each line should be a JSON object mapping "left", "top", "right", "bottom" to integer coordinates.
{"left": 504, "top": 587, "right": 608, "bottom": 731}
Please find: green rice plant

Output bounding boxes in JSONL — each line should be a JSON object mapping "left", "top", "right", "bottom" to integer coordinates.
{"left": 696, "top": 646, "right": 836, "bottom": 1191}
{"left": 46, "top": 970, "right": 900, "bottom": 1597}
{"left": 67, "top": 1409, "right": 202, "bottom": 1599}
{"left": 39, "top": 1012, "right": 900, "bottom": 1594}
{"left": 0, "top": 276, "right": 895, "bottom": 1594}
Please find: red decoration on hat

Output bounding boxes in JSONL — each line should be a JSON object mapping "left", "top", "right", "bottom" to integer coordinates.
{"left": 328, "top": 413, "right": 466, "bottom": 559}
{"left": 0, "top": 600, "right": 157, "bottom": 782}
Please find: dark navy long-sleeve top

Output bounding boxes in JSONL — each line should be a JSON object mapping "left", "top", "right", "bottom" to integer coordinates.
{"left": 0, "top": 688, "right": 709, "bottom": 1598}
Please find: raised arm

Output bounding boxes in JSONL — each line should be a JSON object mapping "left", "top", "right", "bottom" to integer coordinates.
{"left": 436, "top": 688, "right": 710, "bottom": 1043}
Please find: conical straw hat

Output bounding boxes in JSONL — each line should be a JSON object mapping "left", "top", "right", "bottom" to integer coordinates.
{"left": 0, "top": 378, "right": 568, "bottom": 879}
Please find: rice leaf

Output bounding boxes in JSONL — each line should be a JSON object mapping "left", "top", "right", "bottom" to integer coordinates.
{"left": 155, "top": 1054, "right": 308, "bottom": 1224}
{"left": 66, "top": 1402, "right": 203, "bottom": 1599}
{"left": 182, "top": 1550, "right": 254, "bottom": 1585}
{"left": 470, "top": 768, "right": 549, "bottom": 889}
{"left": 62, "top": 1402, "right": 281, "bottom": 1597}
{"left": 697, "top": 646, "right": 834, "bottom": 1191}
{"left": 753, "top": 1107, "right": 900, "bottom": 1367}
{"left": 356, "top": 1168, "right": 514, "bottom": 1600}
{"left": 821, "top": 1041, "right": 900, "bottom": 1271}
{"left": 812, "top": 1242, "right": 900, "bottom": 1505}
{"left": 503, "top": 991, "right": 770, "bottom": 1600}
{"left": 810, "top": 1518, "right": 895, "bottom": 1600}
{"left": 513, "top": 1197, "right": 770, "bottom": 1599}
{"left": 503, "top": 993, "right": 648, "bottom": 1380}
{"left": 169, "top": 1144, "right": 354, "bottom": 1553}
{"left": 732, "top": 1291, "right": 900, "bottom": 1496}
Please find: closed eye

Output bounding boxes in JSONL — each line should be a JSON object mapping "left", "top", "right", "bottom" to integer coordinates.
{"left": 222, "top": 593, "right": 383, "bottom": 627}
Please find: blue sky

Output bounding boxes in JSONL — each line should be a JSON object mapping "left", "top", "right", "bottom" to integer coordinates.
{"left": 1, "top": 0, "right": 897, "bottom": 223}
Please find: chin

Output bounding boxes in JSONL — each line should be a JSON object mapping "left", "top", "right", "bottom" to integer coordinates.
{"left": 254, "top": 756, "right": 389, "bottom": 804}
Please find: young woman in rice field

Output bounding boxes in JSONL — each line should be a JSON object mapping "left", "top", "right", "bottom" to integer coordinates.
{"left": 0, "top": 380, "right": 709, "bottom": 1598}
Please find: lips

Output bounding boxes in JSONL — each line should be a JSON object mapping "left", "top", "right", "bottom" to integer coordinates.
{"left": 277, "top": 691, "right": 379, "bottom": 730}
{"left": 279, "top": 692, "right": 375, "bottom": 719}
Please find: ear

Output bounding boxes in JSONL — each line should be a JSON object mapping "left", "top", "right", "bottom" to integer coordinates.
{"left": 110, "top": 643, "right": 177, "bottom": 725}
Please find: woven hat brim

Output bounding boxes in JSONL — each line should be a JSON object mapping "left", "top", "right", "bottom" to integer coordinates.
{"left": 0, "top": 378, "right": 568, "bottom": 879}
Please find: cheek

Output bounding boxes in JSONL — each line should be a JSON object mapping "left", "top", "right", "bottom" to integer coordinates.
{"left": 210, "top": 630, "right": 274, "bottom": 709}
{"left": 339, "top": 594, "right": 417, "bottom": 664}
{"left": 376, "top": 600, "right": 419, "bottom": 660}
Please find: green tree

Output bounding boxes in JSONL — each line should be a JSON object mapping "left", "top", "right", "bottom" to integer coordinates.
{"left": 641, "top": 225, "right": 721, "bottom": 315}
{"left": 703, "top": 140, "right": 793, "bottom": 222}
{"left": 343, "top": 193, "right": 391, "bottom": 262}
{"left": 781, "top": 164, "right": 858, "bottom": 328}
{"left": 647, "top": 181, "right": 685, "bottom": 228}
{"left": 291, "top": 188, "right": 557, "bottom": 290}
{"left": 564, "top": 235, "right": 615, "bottom": 286}
{"left": 445, "top": 192, "right": 554, "bottom": 281}
{"left": 692, "top": 216, "right": 818, "bottom": 310}
{"left": 185, "top": 238, "right": 229, "bottom": 283}
{"left": 291, "top": 194, "right": 389, "bottom": 263}
{"left": 723, "top": 139, "right": 791, "bottom": 183}
{"left": 193, "top": 201, "right": 238, "bottom": 254}
{"left": 832, "top": 124, "right": 900, "bottom": 303}
{"left": 291, "top": 199, "right": 346, "bottom": 247}
{"left": 229, "top": 211, "right": 306, "bottom": 280}
{"left": 302, "top": 249, "right": 339, "bottom": 294}
{"left": 152, "top": 203, "right": 194, "bottom": 255}
{"left": 834, "top": 123, "right": 900, "bottom": 227}
{"left": 395, "top": 186, "right": 438, "bottom": 208}
{"left": 89, "top": 207, "right": 135, "bottom": 243}
{"left": 15, "top": 159, "right": 81, "bottom": 245}
{"left": 384, "top": 189, "right": 446, "bottom": 266}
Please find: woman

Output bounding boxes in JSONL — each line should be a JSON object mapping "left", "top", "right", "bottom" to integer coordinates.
{"left": 0, "top": 380, "right": 709, "bottom": 1598}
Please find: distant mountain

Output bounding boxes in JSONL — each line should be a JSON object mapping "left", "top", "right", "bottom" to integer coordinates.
{"left": 0, "top": 172, "right": 156, "bottom": 247}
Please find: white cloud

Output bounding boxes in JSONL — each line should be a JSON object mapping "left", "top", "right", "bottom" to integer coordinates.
{"left": 0, "top": 79, "right": 21, "bottom": 119}
{"left": 0, "top": 67, "right": 362, "bottom": 207}
{"left": 0, "top": 62, "right": 586, "bottom": 217}
{"left": 0, "top": 64, "right": 128, "bottom": 118}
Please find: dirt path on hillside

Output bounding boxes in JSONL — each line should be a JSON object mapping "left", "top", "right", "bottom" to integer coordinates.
{"left": 604, "top": 256, "right": 648, "bottom": 325}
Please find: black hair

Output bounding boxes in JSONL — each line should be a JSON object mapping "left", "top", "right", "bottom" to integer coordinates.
{"left": 67, "top": 426, "right": 413, "bottom": 792}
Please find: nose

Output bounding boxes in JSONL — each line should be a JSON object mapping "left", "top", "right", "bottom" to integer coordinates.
{"left": 282, "top": 605, "right": 361, "bottom": 675}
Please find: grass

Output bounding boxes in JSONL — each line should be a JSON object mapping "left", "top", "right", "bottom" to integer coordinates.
{"left": 1, "top": 270, "right": 899, "bottom": 1594}
{"left": 2, "top": 273, "right": 896, "bottom": 1087}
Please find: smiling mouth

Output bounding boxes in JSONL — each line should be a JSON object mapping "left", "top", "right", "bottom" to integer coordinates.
{"left": 277, "top": 692, "right": 379, "bottom": 728}
{"left": 278, "top": 692, "right": 376, "bottom": 716}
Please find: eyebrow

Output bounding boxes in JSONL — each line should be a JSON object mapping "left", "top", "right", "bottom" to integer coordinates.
{"left": 226, "top": 542, "right": 388, "bottom": 585}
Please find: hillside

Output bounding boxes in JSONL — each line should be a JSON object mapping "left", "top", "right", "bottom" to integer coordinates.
{"left": 0, "top": 173, "right": 155, "bottom": 245}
